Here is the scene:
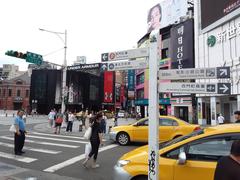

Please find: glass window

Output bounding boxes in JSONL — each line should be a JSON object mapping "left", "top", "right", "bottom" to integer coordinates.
{"left": 17, "top": 90, "right": 21, "bottom": 96}
{"left": 25, "top": 90, "right": 29, "bottom": 98}
{"left": 160, "top": 118, "right": 174, "bottom": 126}
{"left": 136, "top": 73, "right": 144, "bottom": 85}
{"left": 8, "top": 89, "right": 12, "bottom": 97}
{"left": 136, "top": 89, "right": 144, "bottom": 99}
{"left": 138, "top": 119, "right": 148, "bottom": 126}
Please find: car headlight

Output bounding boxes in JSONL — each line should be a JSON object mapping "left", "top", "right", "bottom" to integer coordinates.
{"left": 117, "top": 160, "right": 130, "bottom": 167}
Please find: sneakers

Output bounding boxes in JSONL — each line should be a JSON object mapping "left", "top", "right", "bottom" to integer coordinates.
{"left": 92, "top": 162, "right": 100, "bottom": 168}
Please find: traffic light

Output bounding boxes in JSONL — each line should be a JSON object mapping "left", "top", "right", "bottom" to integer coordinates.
{"left": 5, "top": 50, "right": 27, "bottom": 59}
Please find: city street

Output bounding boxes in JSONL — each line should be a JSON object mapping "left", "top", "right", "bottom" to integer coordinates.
{"left": 0, "top": 116, "right": 139, "bottom": 180}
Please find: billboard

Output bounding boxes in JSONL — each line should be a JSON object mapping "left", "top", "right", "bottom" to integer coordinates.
{"left": 103, "top": 72, "right": 114, "bottom": 103}
{"left": 170, "top": 19, "right": 194, "bottom": 69}
{"left": 147, "top": 0, "right": 188, "bottom": 33}
{"left": 200, "top": 0, "right": 240, "bottom": 32}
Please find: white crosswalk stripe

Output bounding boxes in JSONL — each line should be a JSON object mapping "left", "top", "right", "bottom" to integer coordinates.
{"left": 30, "top": 131, "right": 107, "bottom": 141}
{"left": 26, "top": 135, "right": 88, "bottom": 144}
{"left": 44, "top": 144, "right": 119, "bottom": 172}
{"left": 0, "top": 136, "right": 80, "bottom": 148}
{"left": 0, "top": 151, "right": 37, "bottom": 163}
{"left": 0, "top": 142, "right": 61, "bottom": 154}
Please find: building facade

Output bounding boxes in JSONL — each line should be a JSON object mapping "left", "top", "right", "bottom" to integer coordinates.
{"left": 195, "top": 0, "right": 240, "bottom": 124}
{"left": 0, "top": 73, "right": 30, "bottom": 111}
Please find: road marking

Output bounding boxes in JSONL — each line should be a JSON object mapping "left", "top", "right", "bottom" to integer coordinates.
{"left": 0, "top": 136, "right": 80, "bottom": 148}
{"left": 26, "top": 135, "right": 88, "bottom": 144}
{"left": 30, "top": 132, "right": 106, "bottom": 141}
{"left": 43, "top": 144, "right": 118, "bottom": 172}
{"left": 0, "top": 142, "right": 61, "bottom": 154}
{"left": 30, "top": 132, "right": 85, "bottom": 140}
{"left": 0, "top": 151, "right": 37, "bottom": 163}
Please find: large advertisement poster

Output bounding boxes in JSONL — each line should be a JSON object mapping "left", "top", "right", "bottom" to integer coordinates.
{"left": 170, "top": 19, "right": 194, "bottom": 69}
{"left": 147, "top": 0, "right": 188, "bottom": 33}
{"left": 103, "top": 71, "right": 114, "bottom": 103}
{"left": 201, "top": 0, "right": 240, "bottom": 32}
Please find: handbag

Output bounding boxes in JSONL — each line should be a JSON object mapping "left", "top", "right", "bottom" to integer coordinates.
{"left": 85, "top": 142, "right": 92, "bottom": 158}
{"left": 83, "top": 127, "right": 92, "bottom": 140}
{"left": 56, "top": 117, "right": 63, "bottom": 124}
{"left": 9, "top": 124, "right": 16, "bottom": 133}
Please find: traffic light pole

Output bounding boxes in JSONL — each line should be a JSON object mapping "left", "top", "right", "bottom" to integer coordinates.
{"left": 39, "top": 28, "right": 67, "bottom": 114}
{"left": 61, "top": 30, "right": 67, "bottom": 114}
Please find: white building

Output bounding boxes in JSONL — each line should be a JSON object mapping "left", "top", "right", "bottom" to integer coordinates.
{"left": 194, "top": 0, "right": 240, "bottom": 125}
{"left": 1, "top": 64, "right": 24, "bottom": 80}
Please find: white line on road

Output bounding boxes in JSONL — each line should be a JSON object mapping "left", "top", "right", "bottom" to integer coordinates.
{"left": 0, "top": 142, "right": 61, "bottom": 154}
{"left": 0, "top": 136, "right": 80, "bottom": 148}
{"left": 30, "top": 132, "right": 106, "bottom": 141}
{"left": 0, "top": 151, "right": 37, "bottom": 163}
{"left": 43, "top": 144, "right": 118, "bottom": 173}
{"left": 26, "top": 135, "right": 88, "bottom": 144}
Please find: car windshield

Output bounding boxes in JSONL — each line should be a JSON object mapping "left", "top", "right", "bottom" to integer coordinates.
{"left": 159, "top": 129, "right": 204, "bottom": 149}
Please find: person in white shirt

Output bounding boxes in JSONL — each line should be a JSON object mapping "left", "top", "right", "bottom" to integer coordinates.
{"left": 66, "top": 111, "right": 75, "bottom": 132}
{"left": 218, "top": 113, "right": 225, "bottom": 125}
{"left": 48, "top": 109, "right": 56, "bottom": 128}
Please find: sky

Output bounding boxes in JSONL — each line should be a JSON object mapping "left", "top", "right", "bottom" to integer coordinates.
{"left": 0, "top": 0, "right": 161, "bottom": 71}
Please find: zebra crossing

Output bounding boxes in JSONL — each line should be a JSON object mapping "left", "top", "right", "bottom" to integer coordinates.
{"left": 0, "top": 131, "right": 118, "bottom": 172}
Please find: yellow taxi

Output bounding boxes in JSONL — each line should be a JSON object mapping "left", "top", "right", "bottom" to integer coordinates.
{"left": 113, "top": 124, "right": 240, "bottom": 180}
{"left": 109, "top": 116, "right": 200, "bottom": 145}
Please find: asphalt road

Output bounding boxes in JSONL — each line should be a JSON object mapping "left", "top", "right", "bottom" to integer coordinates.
{"left": 0, "top": 117, "right": 140, "bottom": 180}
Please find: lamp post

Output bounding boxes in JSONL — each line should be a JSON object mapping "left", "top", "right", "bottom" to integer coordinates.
{"left": 39, "top": 28, "right": 67, "bottom": 114}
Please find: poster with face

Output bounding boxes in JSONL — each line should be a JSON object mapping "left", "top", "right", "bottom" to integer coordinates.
{"left": 147, "top": 0, "right": 188, "bottom": 33}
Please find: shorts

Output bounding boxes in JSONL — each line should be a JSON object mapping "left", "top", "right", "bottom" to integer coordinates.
{"left": 55, "top": 123, "right": 62, "bottom": 127}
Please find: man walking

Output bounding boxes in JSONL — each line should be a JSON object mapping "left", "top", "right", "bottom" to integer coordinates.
{"left": 214, "top": 140, "right": 240, "bottom": 180}
{"left": 14, "top": 109, "right": 26, "bottom": 155}
{"left": 217, "top": 113, "right": 225, "bottom": 125}
{"left": 234, "top": 111, "right": 240, "bottom": 123}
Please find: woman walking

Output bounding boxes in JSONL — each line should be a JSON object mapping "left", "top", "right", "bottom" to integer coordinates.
{"left": 82, "top": 112, "right": 103, "bottom": 168}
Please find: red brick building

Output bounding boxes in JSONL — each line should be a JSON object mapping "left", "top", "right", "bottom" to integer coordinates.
{"left": 0, "top": 73, "right": 30, "bottom": 111}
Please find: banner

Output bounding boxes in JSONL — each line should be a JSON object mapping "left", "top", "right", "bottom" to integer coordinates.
{"left": 200, "top": 0, "right": 240, "bottom": 31}
{"left": 170, "top": 19, "right": 194, "bottom": 69}
{"left": 128, "top": 70, "right": 135, "bottom": 91}
{"left": 147, "top": 0, "right": 188, "bottom": 33}
{"left": 115, "top": 83, "right": 121, "bottom": 103}
{"left": 103, "top": 72, "right": 114, "bottom": 103}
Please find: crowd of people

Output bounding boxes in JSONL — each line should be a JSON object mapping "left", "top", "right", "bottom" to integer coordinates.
{"left": 47, "top": 109, "right": 108, "bottom": 135}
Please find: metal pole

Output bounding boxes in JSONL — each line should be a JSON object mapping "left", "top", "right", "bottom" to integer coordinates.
{"left": 61, "top": 30, "right": 67, "bottom": 114}
{"left": 148, "top": 30, "right": 160, "bottom": 180}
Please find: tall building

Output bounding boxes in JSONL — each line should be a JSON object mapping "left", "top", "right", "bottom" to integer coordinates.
{"left": 0, "top": 64, "right": 24, "bottom": 80}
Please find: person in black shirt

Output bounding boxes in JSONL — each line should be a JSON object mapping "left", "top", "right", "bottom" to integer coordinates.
{"left": 83, "top": 112, "right": 103, "bottom": 168}
{"left": 234, "top": 111, "right": 240, "bottom": 123}
{"left": 214, "top": 140, "right": 240, "bottom": 180}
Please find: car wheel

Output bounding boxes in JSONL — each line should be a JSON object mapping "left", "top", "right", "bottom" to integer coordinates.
{"left": 117, "top": 132, "right": 130, "bottom": 145}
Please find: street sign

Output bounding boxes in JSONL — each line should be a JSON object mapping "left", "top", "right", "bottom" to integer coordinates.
{"left": 159, "top": 67, "right": 230, "bottom": 80}
{"left": 159, "top": 82, "right": 231, "bottom": 94}
{"left": 104, "top": 58, "right": 148, "bottom": 71}
{"left": 26, "top": 52, "right": 43, "bottom": 65}
{"left": 101, "top": 47, "right": 149, "bottom": 61}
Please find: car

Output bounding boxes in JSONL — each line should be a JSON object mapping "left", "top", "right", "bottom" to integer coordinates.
{"left": 113, "top": 124, "right": 240, "bottom": 180}
{"left": 109, "top": 116, "right": 200, "bottom": 145}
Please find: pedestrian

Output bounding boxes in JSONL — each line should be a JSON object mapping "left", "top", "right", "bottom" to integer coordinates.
{"left": 214, "top": 140, "right": 240, "bottom": 180}
{"left": 13, "top": 109, "right": 27, "bottom": 155}
{"left": 54, "top": 109, "right": 63, "bottom": 134}
{"left": 217, "top": 113, "right": 225, "bottom": 125}
{"left": 82, "top": 112, "right": 103, "bottom": 168}
{"left": 48, "top": 109, "right": 55, "bottom": 128}
{"left": 82, "top": 110, "right": 87, "bottom": 130}
{"left": 114, "top": 112, "right": 118, "bottom": 127}
{"left": 66, "top": 111, "right": 75, "bottom": 132}
{"left": 100, "top": 112, "right": 107, "bottom": 134}
{"left": 234, "top": 111, "right": 240, "bottom": 123}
